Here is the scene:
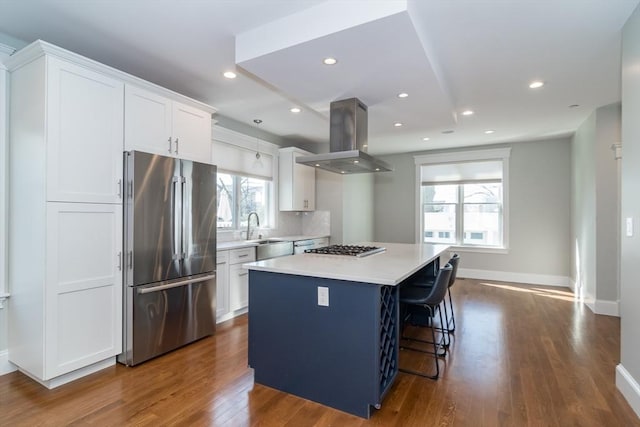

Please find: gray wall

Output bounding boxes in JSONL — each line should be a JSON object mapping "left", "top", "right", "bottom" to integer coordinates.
{"left": 620, "top": 2, "right": 640, "bottom": 408}
{"left": 316, "top": 170, "right": 374, "bottom": 245}
{"left": 571, "top": 111, "right": 597, "bottom": 300}
{"left": 374, "top": 138, "right": 572, "bottom": 280}
{"left": 571, "top": 103, "right": 621, "bottom": 306}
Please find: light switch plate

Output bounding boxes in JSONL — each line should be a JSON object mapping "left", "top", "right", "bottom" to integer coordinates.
{"left": 626, "top": 217, "right": 634, "bottom": 237}
{"left": 317, "top": 286, "right": 329, "bottom": 306}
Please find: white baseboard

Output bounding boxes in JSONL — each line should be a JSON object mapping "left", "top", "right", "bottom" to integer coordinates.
{"left": 0, "top": 349, "right": 17, "bottom": 376}
{"left": 568, "top": 278, "right": 577, "bottom": 293}
{"left": 592, "top": 299, "right": 620, "bottom": 317}
{"left": 458, "top": 268, "right": 570, "bottom": 287}
{"left": 616, "top": 364, "right": 640, "bottom": 418}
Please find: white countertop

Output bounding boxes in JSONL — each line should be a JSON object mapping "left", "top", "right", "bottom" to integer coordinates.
{"left": 244, "top": 242, "right": 450, "bottom": 286}
{"left": 217, "top": 234, "right": 329, "bottom": 251}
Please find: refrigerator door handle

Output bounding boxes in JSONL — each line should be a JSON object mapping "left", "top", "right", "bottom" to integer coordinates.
{"left": 137, "top": 273, "right": 216, "bottom": 294}
{"left": 181, "top": 176, "right": 187, "bottom": 260}
{"left": 172, "top": 176, "right": 182, "bottom": 260}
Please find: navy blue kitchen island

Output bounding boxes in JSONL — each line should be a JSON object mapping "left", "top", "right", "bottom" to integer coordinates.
{"left": 245, "top": 242, "right": 449, "bottom": 418}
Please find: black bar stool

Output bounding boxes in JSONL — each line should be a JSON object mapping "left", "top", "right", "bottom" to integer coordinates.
{"left": 399, "top": 263, "right": 452, "bottom": 379}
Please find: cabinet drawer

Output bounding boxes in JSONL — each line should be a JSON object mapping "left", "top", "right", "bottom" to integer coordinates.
{"left": 217, "top": 250, "right": 229, "bottom": 265}
{"left": 229, "top": 247, "right": 256, "bottom": 264}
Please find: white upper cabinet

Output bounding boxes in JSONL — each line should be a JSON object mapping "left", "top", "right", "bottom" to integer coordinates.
{"left": 279, "top": 147, "right": 316, "bottom": 211}
{"left": 124, "top": 84, "right": 212, "bottom": 163}
{"left": 45, "top": 57, "right": 124, "bottom": 204}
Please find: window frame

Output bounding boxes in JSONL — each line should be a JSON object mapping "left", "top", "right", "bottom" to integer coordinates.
{"left": 216, "top": 172, "right": 273, "bottom": 232}
{"left": 414, "top": 147, "right": 511, "bottom": 254}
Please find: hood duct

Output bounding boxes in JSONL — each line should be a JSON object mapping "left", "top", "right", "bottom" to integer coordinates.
{"left": 296, "top": 98, "right": 393, "bottom": 174}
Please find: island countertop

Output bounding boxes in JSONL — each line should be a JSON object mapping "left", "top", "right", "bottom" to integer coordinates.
{"left": 244, "top": 242, "right": 450, "bottom": 285}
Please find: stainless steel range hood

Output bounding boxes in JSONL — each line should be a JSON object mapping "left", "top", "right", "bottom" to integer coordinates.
{"left": 296, "top": 98, "right": 393, "bottom": 174}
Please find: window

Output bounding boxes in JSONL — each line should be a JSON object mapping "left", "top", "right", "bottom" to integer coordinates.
{"left": 415, "top": 148, "right": 510, "bottom": 250}
{"left": 217, "top": 172, "right": 271, "bottom": 230}
{"left": 212, "top": 126, "right": 277, "bottom": 233}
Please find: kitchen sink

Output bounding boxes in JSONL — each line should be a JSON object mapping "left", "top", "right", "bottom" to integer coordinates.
{"left": 250, "top": 239, "right": 294, "bottom": 260}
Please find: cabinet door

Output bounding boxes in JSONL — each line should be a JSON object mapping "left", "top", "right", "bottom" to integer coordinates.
{"left": 216, "top": 251, "right": 230, "bottom": 319}
{"left": 229, "top": 264, "right": 249, "bottom": 312}
{"left": 124, "top": 84, "right": 173, "bottom": 156}
{"left": 172, "top": 101, "right": 212, "bottom": 163}
{"left": 46, "top": 57, "right": 124, "bottom": 204}
{"left": 298, "top": 160, "right": 316, "bottom": 211}
{"left": 45, "top": 202, "right": 123, "bottom": 379}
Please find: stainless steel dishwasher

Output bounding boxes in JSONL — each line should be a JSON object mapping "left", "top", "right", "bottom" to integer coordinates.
{"left": 293, "top": 237, "right": 330, "bottom": 254}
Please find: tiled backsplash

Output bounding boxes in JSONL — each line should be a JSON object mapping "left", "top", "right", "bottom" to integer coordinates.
{"left": 302, "top": 210, "right": 330, "bottom": 236}
{"left": 217, "top": 210, "right": 330, "bottom": 243}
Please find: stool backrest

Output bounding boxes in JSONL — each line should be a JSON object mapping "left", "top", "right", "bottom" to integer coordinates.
{"left": 448, "top": 254, "right": 460, "bottom": 288}
{"left": 424, "top": 263, "right": 452, "bottom": 306}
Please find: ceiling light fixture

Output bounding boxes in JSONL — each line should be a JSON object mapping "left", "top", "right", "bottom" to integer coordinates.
{"left": 529, "top": 81, "right": 544, "bottom": 89}
{"left": 253, "top": 119, "right": 264, "bottom": 168}
{"left": 422, "top": 137, "right": 430, "bottom": 141}
{"left": 323, "top": 57, "right": 337, "bottom": 65}
{"left": 442, "top": 130, "right": 454, "bottom": 134}
{"left": 394, "top": 122, "right": 403, "bottom": 127}
{"left": 290, "top": 107, "right": 301, "bottom": 113}
{"left": 484, "top": 129, "right": 495, "bottom": 134}
{"left": 462, "top": 110, "right": 474, "bottom": 116}
{"left": 223, "top": 71, "right": 237, "bottom": 79}
{"left": 397, "top": 93, "right": 409, "bottom": 98}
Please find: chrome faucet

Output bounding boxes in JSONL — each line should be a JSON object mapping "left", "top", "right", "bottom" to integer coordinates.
{"left": 246, "top": 211, "right": 260, "bottom": 240}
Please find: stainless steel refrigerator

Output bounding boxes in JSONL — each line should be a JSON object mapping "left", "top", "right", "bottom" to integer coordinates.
{"left": 118, "top": 151, "right": 217, "bottom": 366}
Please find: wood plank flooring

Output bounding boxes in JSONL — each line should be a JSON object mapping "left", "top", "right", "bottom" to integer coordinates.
{"left": 1, "top": 278, "right": 639, "bottom": 426}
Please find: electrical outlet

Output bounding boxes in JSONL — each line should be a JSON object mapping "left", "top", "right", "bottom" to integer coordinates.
{"left": 627, "top": 217, "right": 634, "bottom": 237}
{"left": 317, "top": 286, "right": 329, "bottom": 307}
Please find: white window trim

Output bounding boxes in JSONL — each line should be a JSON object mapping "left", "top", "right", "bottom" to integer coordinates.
{"left": 211, "top": 125, "right": 279, "bottom": 234}
{"left": 414, "top": 147, "right": 511, "bottom": 252}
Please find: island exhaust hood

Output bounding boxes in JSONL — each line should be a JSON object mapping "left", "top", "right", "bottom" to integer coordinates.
{"left": 296, "top": 98, "right": 393, "bottom": 174}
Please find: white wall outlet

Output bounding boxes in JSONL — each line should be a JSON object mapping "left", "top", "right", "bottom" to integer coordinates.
{"left": 317, "top": 286, "right": 329, "bottom": 306}
{"left": 626, "top": 217, "right": 634, "bottom": 237}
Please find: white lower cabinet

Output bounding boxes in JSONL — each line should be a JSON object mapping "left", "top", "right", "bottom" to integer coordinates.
{"left": 216, "top": 247, "right": 255, "bottom": 321}
{"left": 229, "top": 247, "right": 255, "bottom": 312}
{"left": 8, "top": 203, "right": 122, "bottom": 387}
{"left": 216, "top": 251, "right": 230, "bottom": 319}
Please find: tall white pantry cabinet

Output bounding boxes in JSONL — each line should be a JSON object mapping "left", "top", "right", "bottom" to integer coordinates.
{"left": 5, "top": 41, "right": 215, "bottom": 388}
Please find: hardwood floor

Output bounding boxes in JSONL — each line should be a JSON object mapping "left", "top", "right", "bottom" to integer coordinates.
{"left": 1, "top": 278, "right": 639, "bottom": 426}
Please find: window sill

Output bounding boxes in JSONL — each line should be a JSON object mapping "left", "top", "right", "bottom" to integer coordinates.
{"left": 448, "top": 246, "right": 509, "bottom": 255}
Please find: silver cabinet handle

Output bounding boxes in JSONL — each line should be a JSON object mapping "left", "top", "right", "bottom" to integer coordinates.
{"left": 117, "top": 252, "right": 122, "bottom": 271}
{"left": 238, "top": 272, "right": 248, "bottom": 277}
{"left": 137, "top": 273, "right": 216, "bottom": 294}
{"left": 168, "top": 137, "right": 172, "bottom": 153}
{"left": 117, "top": 179, "right": 122, "bottom": 198}
{"left": 175, "top": 137, "right": 179, "bottom": 155}
{"left": 217, "top": 261, "right": 227, "bottom": 265}
{"left": 238, "top": 254, "right": 249, "bottom": 258}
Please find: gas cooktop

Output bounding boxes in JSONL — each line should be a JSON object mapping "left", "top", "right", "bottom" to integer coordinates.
{"left": 304, "top": 244, "right": 386, "bottom": 258}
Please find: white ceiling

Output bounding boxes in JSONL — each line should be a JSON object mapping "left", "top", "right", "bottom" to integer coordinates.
{"left": 0, "top": 0, "right": 638, "bottom": 155}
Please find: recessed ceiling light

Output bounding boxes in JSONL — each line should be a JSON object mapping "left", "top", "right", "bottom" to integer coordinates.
{"left": 485, "top": 129, "right": 496, "bottom": 134}
{"left": 315, "top": 164, "right": 320, "bottom": 167}
{"left": 375, "top": 168, "right": 380, "bottom": 171}
{"left": 340, "top": 171, "right": 345, "bottom": 174}
{"left": 290, "top": 107, "right": 301, "bottom": 113}
{"left": 394, "top": 122, "right": 403, "bottom": 127}
{"left": 323, "top": 57, "right": 337, "bottom": 65}
{"left": 397, "top": 93, "right": 409, "bottom": 98}
{"left": 462, "top": 110, "right": 474, "bottom": 116}
{"left": 442, "top": 130, "right": 454, "bottom": 134}
{"left": 353, "top": 160, "right": 359, "bottom": 164}
{"left": 223, "top": 71, "right": 237, "bottom": 79}
{"left": 422, "top": 137, "right": 430, "bottom": 141}
{"left": 529, "top": 81, "right": 544, "bottom": 89}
